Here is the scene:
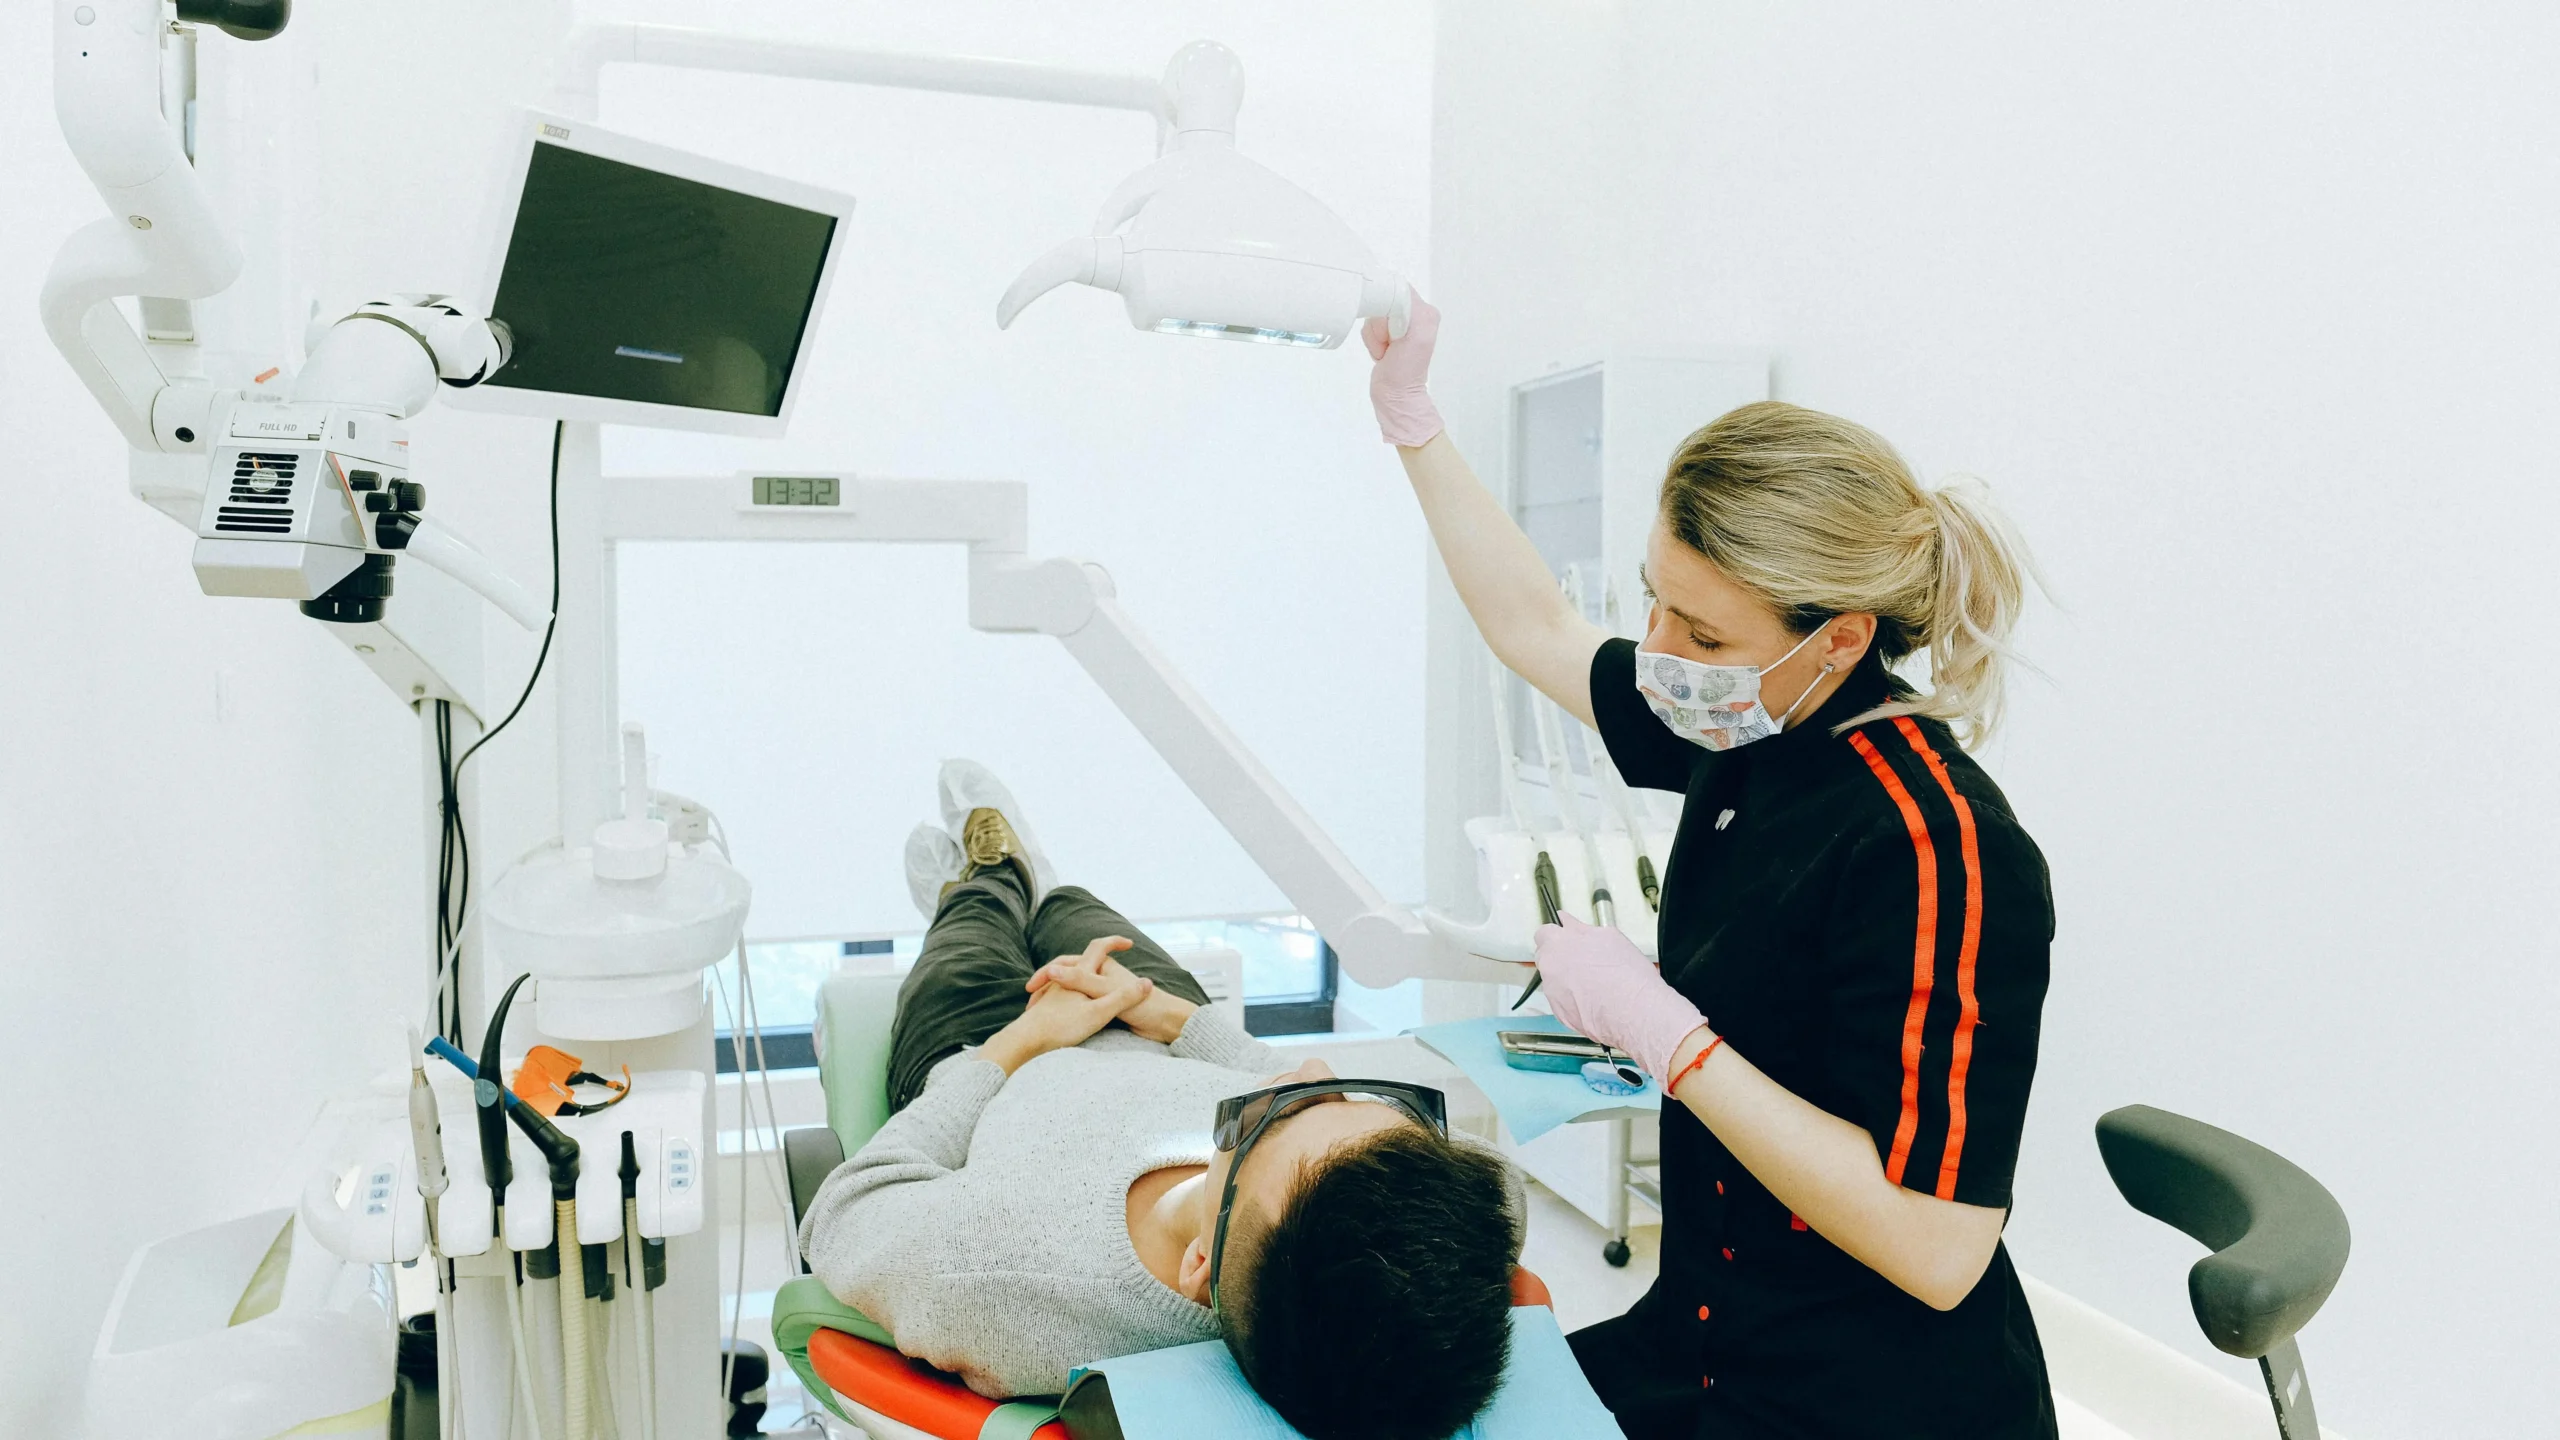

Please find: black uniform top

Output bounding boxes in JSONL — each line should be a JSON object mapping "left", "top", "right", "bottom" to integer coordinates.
{"left": 1567, "top": 639, "right": 2059, "bottom": 1440}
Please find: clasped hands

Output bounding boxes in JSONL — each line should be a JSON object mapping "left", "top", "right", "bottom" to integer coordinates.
{"left": 978, "top": 936, "right": 1199, "bottom": 1075}
{"left": 1528, "top": 914, "right": 1714, "bottom": 1083}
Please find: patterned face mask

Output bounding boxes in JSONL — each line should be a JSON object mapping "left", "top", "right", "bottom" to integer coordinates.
{"left": 1635, "top": 628, "right": 1832, "bottom": 753}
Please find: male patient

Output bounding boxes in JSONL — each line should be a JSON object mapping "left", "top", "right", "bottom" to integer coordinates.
{"left": 798, "top": 762, "right": 1522, "bottom": 1440}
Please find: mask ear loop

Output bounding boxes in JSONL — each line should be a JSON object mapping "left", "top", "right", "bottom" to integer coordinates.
{"left": 1773, "top": 662, "right": 1837, "bottom": 732}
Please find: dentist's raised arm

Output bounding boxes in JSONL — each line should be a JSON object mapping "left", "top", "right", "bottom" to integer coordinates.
{"left": 1364, "top": 297, "right": 1609, "bottom": 727}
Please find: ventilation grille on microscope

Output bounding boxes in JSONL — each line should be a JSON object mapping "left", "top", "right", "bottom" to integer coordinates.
{"left": 213, "top": 451, "right": 301, "bottom": 534}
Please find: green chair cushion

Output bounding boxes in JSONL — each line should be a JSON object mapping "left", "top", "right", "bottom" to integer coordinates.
{"left": 818, "top": 969, "right": 905, "bottom": 1159}
{"left": 784, "top": 970, "right": 905, "bottom": 1422}
{"left": 772, "top": 1274, "right": 896, "bottom": 1424}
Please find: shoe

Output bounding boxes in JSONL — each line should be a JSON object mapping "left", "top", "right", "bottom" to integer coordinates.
{"left": 936, "top": 759, "right": 1056, "bottom": 898}
{"left": 903, "top": 822, "right": 964, "bottom": 919}
{"left": 957, "top": 808, "right": 1036, "bottom": 897}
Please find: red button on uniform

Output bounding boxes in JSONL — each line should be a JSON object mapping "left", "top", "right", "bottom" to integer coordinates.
{"left": 1721, "top": 1247, "right": 1734, "bottom": 1261}
{"left": 1697, "top": 1305, "right": 1711, "bottom": 1320}
{"left": 1715, "top": 1180, "right": 1725, "bottom": 1195}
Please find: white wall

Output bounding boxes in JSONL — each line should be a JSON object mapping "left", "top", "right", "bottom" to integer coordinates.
{"left": 592, "top": 0, "right": 1434, "bottom": 937}
{"left": 1428, "top": 5, "right": 2559, "bottom": 1435}
{"left": 1, "top": 3, "right": 580, "bottom": 1428}
{"left": 3, "top": 0, "right": 1426, "bottom": 1424}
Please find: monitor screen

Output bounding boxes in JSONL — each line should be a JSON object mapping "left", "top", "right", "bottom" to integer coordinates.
{"left": 484, "top": 141, "right": 839, "bottom": 419}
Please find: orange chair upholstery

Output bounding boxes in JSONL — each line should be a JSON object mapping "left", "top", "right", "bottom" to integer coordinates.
{"left": 806, "top": 1327, "right": 1073, "bottom": 1440}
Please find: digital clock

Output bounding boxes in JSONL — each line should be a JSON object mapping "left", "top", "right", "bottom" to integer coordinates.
{"left": 752, "top": 475, "right": 840, "bottom": 506}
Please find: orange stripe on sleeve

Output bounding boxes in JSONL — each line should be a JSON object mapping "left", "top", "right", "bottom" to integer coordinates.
{"left": 1846, "top": 730, "right": 1936, "bottom": 1188}
{"left": 1895, "top": 717, "right": 1985, "bottom": 1201}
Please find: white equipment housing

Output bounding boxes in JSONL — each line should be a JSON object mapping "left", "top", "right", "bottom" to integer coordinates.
{"left": 82, "top": 1207, "right": 396, "bottom": 1440}
{"left": 300, "top": 1072, "right": 711, "bottom": 1260}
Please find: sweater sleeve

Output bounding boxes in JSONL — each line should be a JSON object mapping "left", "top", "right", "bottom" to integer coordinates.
{"left": 796, "top": 1052, "right": 1006, "bottom": 1285}
{"left": 1165, "top": 1007, "right": 1288, "bottom": 1075}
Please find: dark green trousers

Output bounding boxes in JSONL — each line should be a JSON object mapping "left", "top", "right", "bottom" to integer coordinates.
{"left": 885, "top": 864, "right": 1213, "bottom": 1114}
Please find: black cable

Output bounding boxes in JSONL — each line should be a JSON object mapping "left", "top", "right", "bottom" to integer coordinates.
{"left": 435, "top": 700, "right": 459, "bottom": 1042}
{"left": 432, "top": 420, "right": 561, "bottom": 1043}
{"left": 433, "top": 696, "right": 471, "bottom": 1045}
{"left": 456, "top": 420, "right": 564, "bottom": 778}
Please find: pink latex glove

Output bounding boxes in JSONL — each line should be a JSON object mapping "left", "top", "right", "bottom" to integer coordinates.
{"left": 1530, "top": 914, "right": 1712, "bottom": 1082}
{"left": 1360, "top": 290, "right": 1445, "bottom": 447}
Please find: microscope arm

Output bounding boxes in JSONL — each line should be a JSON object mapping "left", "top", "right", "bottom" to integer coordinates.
{"left": 44, "top": 0, "right": 245, "bottom": 454}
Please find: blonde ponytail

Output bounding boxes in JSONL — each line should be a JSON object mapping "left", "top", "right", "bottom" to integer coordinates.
{"left": 1656, "top": 402, "right": 2040, "bottom": 750}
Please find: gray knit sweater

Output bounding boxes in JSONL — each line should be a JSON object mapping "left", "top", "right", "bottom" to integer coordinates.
{"left": 796, "top": 1014, "right": 1298, "bottom": 1398}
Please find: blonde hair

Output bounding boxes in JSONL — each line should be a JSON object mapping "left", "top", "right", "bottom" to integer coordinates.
{"left": 1657, "top": 401, "right": 2037, "bottom": 750}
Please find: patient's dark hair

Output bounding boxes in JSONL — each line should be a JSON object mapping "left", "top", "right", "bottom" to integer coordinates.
{"left": 1222, "top": 1125, "right": 1517, "bottom": 1440}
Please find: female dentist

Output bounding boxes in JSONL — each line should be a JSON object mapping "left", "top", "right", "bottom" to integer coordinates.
{"left": 1365, "top": 300, "right": 2058, "bottom": 1440}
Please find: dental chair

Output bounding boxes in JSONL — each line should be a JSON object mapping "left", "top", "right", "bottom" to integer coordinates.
{"left": 775, "top": 970, "right": 1559, "bottom": 1440}
{"left": 2097, "top": 1105, "right": 2351, "bottom": 1440}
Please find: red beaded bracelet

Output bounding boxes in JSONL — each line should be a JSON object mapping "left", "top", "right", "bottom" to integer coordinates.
{"left": 1664, "top": 1033, "right": 1724, "bottom": 1094}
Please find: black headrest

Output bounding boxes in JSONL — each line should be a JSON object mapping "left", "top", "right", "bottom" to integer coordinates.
{"left": 2095, "top": 1104, "right": 2349, "bottom": 1359}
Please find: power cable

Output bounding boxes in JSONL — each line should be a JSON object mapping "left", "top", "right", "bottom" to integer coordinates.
{"left": 456, "top": 421, "right": 564, "bottom": 777}
{"left": 433, "top": 420, "right": 564, "bottom": 1042}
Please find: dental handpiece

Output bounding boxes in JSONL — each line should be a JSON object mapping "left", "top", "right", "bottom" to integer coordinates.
{"left": 407, "top": 1028, "right": 450, "bottom": 1255}
{"left": 621, "top": 1130, "right": 661, "bottom": 1440}
{"left": 1594, "top": 573, "right": 1663, "bottom": 911}
{"left": 1490, "top": 653, "right": 1563, "bottom": 1010}
{"left": 1531, "top": 674, "right": 1614, "bottom": 929}
{"left": 1590, "top": 747, "right": 1661, "bottom": 911}
{"left": 1543, "top": 571, "right": 1618, "bottom": 928}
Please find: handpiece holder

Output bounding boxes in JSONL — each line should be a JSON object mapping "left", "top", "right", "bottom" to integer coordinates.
{"left": 507, "top": 1098, "right": 583, "bottom": 1199}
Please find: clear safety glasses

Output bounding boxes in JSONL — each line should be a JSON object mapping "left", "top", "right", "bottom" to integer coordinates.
{"left": 1205, "top": 1079, "right": 1448, "bottom": 1313}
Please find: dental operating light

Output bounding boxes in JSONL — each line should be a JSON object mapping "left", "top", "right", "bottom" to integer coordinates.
{"left": 997, "top": 41, "right": 1411, "bottom": 350}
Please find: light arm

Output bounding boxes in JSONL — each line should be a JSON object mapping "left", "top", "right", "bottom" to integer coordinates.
{"left": 1665, "top": 1030, "right": 2008, "bottom": 1311}
{"left": 969, "top": 549, "right": 1501, "bottom": 987}
{"left": 558, "top": 24, "right": 1167, "bottom": 121}
{"left": 45, "top": 0, "right": 245, "bottom": 452}
{"left": 402, "top": 517, "right": 550, "bottom": 632}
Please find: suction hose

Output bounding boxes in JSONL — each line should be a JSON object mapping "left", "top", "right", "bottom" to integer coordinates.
{"left": 622, "top": 1131, "right": 660, "bottom": 1440}
{"left": 480, "top": 973, "right": 592, "bottom": 1440}
{"left": 505, "top": 1261, "right": 549, "bottom": 1440}
{"left": 555, "top": 1197, "right": 591, "bottom": 1440}
{"left": 509, "top": 1104, "right": 585, "bottom": 1440}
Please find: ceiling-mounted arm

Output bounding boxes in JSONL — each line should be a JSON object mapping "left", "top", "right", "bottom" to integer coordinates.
{"left": 43, "top": 0, "right": 266, "bottom": 452}
{"left": 556, "top": 23, "right": 1169, "bottom": 124}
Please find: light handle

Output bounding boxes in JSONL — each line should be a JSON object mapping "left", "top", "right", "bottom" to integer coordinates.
{"left": 403, "top": 516, "right": 550, "bottom": 631}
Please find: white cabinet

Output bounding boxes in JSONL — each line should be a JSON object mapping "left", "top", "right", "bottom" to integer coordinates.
{"left": 1508, "top": 350, "right": 1772, "bottom": 621}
